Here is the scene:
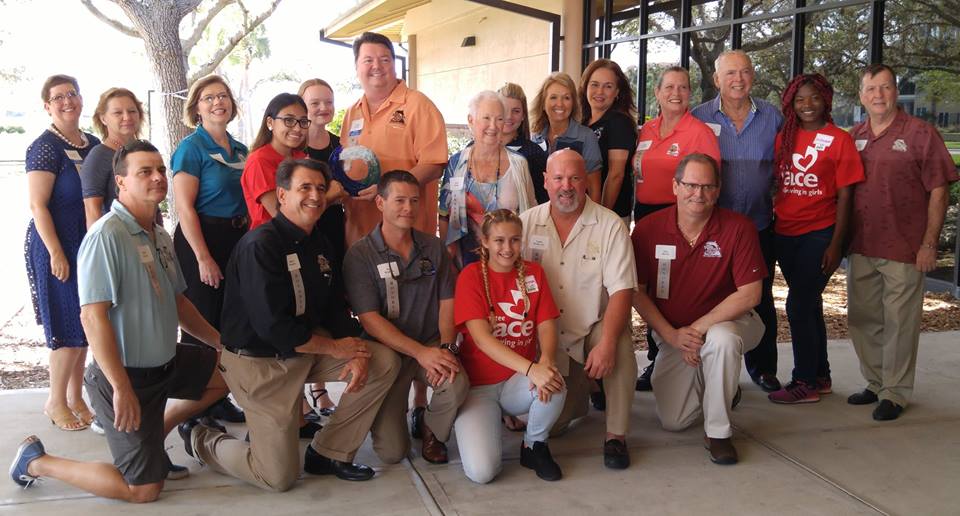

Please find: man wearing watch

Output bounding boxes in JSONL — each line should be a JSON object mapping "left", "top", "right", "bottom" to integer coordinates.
{"left": 344, "top": 170, "right": 468, "bottom": 464}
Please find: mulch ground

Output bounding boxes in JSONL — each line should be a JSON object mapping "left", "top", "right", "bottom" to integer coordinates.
{"left": 3, "top": 268, "right": 960, "bottom": 390}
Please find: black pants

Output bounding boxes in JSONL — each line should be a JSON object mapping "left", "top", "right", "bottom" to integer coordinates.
{"left": 744, "top": 225, "right": 779, "bottom": 379}
{"left": 634, "top": 202, "right": 674, "bottom": 363}
{"left": 174, "top": 218, "right": 246, "bottom": 344}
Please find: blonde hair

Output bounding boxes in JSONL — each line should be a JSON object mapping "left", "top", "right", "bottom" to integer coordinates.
{"left": 297, "top": 78, "right": 333, "bottom": 98}
{"left": 478, "top": 209, "right": 530, "bottom": 326}
{"left": 498, "top": 82, "right": 532, "bottom": 141}
{"left": 92, "top": 88, "right": 145, "bottom": 139}
{"left": 182, "top": 75, "right": 238, "bottom": 128}
{"left": 530, "top": 72, "right": 580, "bottom": 135}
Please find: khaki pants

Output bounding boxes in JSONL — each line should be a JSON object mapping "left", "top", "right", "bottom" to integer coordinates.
{"left": 847, "top": 253, "right": 924, "bottom": 407}
{"left": 551, "top": 320, "right": 637, "bottom": 437}
{"left": 192, "top": 342, "right": 400, "bottom": 492}
{"left": 652, "top": 310, "right": 763, "bottom": 439}
{"left": 370, "top": 349, "right": 470, "bottom": 464}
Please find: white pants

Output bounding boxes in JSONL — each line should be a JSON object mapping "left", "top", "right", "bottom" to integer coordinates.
{"left": 454, "top": 372, "right": 566, "bottom": 484}
{"left": 652, "top": 310, "right": 764, "bottom": 439}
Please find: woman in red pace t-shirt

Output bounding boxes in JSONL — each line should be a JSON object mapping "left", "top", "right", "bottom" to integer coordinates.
{"left": 768, "top": 74, "right": 865, "bottom": 405}
{"left": 452, "top": 209, "right": 566, "bottom": 484}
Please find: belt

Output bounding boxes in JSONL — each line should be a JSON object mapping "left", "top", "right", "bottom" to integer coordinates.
{"left": 224, "top": 346, "right": 285, "bottom": 359}
{"left": 199, "top": 214, "right": 249, "bottom": 229}
{"left": 124, "top": 359, "right": 175, "bottom": 380}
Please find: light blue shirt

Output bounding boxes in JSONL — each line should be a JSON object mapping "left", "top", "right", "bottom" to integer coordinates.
{"left": 691, "top": 97, "right": 783, "bottom": 230}
{"left": 170, "top": 125, "right": 248, "bottom": 218}
{"left": 533, "top": 120, "right": 604, "bottom": 174}
{"left": 78, "top": 201, "right": 187, "bottom": 368}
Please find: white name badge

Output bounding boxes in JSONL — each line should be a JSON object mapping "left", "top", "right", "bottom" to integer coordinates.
{"left": 524, "top": 275, "right": 539, "bottom": 293}
{"left": 449, "top": 177, "right": 465, "bottom": 191}
{"left": 813, "top": 133, "right": 835, "bottom": 147}
{"left": 377, "top": 262, "right": 401, "bottom": 319}
{"left": 286, "top": 253, "right": 301, "bottom": 271}
{"left": 654, "top": 244, "right": 676, "bottom": 299}
{"left": 137, "top": 245, "right": 154, "bottom": 263}
{"left": 636, "top": 140, "right": 653, "bottom": 151}
{"left": 377, "top": 262, "right": 400, "bottom": 279}
{"left": 529, "top": 235, "right": 549, "bottom": 251}
{"left": 64, "top": 150, "right": 82, "bottom": 162}
{"left": 706, "top": 123, "right": 722, "bottom": 137}
{"left": 349, "top": 118, "right": 363, "bottom": 135}
{"left": 286, "top": 253, "right": 306, "bottom": 316}
{"left": 855, "top": 139, "right": 867, "bottom": 151}
{"left": 655, "top": 244, "right": 677, "bottom": 260}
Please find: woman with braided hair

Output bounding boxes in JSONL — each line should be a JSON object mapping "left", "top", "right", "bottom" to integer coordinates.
{"left": 452, "top": 209, "right": 566, "bottom": 483}
{"left": 767, "top": 73, "right": 865, "bottom": 405}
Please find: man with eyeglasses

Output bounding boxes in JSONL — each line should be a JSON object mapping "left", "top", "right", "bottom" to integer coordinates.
{"left": 340, "top": 31, "right": 448, "bottom": 246}
{"left": 343, "top": 170, "right": 467, "bottom": 465}
{"left": 11, "top": 140, "right": 228, "bottom": 502}
{"left": 631, "top": 153, "right": 766, "bottom": 465}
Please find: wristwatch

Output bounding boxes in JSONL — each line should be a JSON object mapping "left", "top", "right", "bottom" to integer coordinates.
{"left": 440, "top": 342, "right": 460, "bottom": 356}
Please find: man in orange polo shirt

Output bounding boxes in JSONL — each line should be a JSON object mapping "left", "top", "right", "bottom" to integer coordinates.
{"left": 340, "top": 32, "right": 448, "bottom": 245}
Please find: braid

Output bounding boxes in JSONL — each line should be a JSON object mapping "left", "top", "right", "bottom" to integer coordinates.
{"left": 515, "top": 258, "right": 530, "bottom": 319}
{"left": 479, "top": 247, "right": 496, "bottom": 326}
{"left": 776, "top": 73, "right": 835, "bottom": 176}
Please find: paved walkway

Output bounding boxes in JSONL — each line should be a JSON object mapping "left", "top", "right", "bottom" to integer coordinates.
{"left": 2, "top": 332, "right": 959, "bottom": 515}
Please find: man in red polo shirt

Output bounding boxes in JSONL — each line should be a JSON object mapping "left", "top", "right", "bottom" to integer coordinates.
{"left": 846, "top": 64, "right": 958, "bottom": 421}
{"left": 631, "top": 153, "right": 766, "bottom": 465}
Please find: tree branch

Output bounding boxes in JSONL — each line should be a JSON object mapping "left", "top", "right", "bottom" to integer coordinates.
{"left": 181, "top": 0, "right": 233, "bottom": 55}
{"left": 188, "top": 0, "right": 282, "bottom": 83}
{"left": 79, "top": 0, "right": 140, "bottom": 38}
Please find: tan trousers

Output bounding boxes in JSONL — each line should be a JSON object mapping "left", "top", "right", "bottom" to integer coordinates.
{"left": 192, "top": 342, "right": 400, "bottom": 492}
{"left": 551, "top": 320, "right": 637, "bottom": 437}
{"left": 652, "top": 310, "right": 763, "bottom": 439}
{"left": 847, "top": 253, "right": 925, "bottom": 407}
{"left": 369, "top": 350, "right": 470, "bottom": 464}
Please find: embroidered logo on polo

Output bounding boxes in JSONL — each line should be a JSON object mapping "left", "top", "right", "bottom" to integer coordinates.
{"left": 390, "top": 109, "right": 406, "bottom": 125}
{"left": 892, "top": 139, "right": 908, "bottom": 152}
{"left": 703, "top": 241, "right": 722, "bottom": 258}
{"left": 667, "top": 143, "right": 680, "bottom": 157}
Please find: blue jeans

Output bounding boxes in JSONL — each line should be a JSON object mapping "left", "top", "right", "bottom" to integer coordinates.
{"left": 775, "top": 226, "right": 834, "bottom": 385}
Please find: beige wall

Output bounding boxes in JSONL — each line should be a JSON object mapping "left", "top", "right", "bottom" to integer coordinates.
{"left": 403, "top": 0, "right": 583, "bottom": 125}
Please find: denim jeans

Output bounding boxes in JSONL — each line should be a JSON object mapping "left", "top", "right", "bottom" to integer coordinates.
{"left": 775, "top": 225, "right": 834, "bottom": 385}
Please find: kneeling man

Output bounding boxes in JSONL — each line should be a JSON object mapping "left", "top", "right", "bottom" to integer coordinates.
{"left": 345, "top": 170, "right": 468, "bottom": 464}
{"left": 182, "top": 158, "right": 399, "bottom": 491}
{"left": 631, "top": 154, "right": 766, "bottom": 465}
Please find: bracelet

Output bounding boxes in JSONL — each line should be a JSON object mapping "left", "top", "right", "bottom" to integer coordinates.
{"left": 524, "top": 361, "right": 534, "bottom": 376}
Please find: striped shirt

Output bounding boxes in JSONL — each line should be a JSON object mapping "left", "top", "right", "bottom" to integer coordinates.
{"left": 691, "top": 96, "right": 783, "bottom": 230}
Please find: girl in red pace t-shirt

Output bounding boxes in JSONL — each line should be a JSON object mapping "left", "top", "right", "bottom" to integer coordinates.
{"left": 768, "top": 74, "right": 865, "bottom": 405}
{"left": 452, "top": 209, "right": 566, "bottom": 483}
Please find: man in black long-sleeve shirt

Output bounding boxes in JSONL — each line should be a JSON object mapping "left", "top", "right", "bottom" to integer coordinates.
{"left": 180, "top": 158, "right": 400, "bottom": 491}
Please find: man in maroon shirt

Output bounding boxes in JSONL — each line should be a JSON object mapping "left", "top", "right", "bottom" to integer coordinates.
{"left": 846, "top": 64, "right": 958, "bottom": 421}
{"left": 632, "top": 153, "right": 766, "bottom": 465}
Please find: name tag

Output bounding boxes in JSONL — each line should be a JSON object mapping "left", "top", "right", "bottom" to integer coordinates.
{"left": 286, "top": 253, "right": 306, "bottom": 316}
{"left": 377, "top": 262, "right": 399, "bottom": 279}
{"left": 655, "top": 244, "right": 676, "bottom": 260}
{"left": 855, "top": 139, "right": 867, "bottom": 151}
{"left": 636, "top": 140, "right": 653, "bottom": 151}
{"left": 137, "top": 245, "right": 154, "bottom": 263}
{"left": 654, "top": 244, "right": 676, "bottom": 300}
{"left": 706, "top": 123, "right": 722, "bottom": 137}
{"left": 524, "top": 275, "right": 539, "bottom": 293}
{"left": 286, "top": 253, "right": 301, "bottom": 271}
{"left": 813, "top": 133, "right": 834, "bottom": 148}
{"left": 449, "top": 177, "right": 465, "bottom": 191}
{"left": 65, "top": 150, "right": 82, "bottom": 162}
{"left": 529, "top": 235, "right": 549, "bottom": 250}
{"left": 349, "top": 118, "right": 363, "bottom": 136}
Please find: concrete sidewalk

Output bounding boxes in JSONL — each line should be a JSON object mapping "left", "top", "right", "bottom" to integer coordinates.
{"left": 2, "top": 332, "right": 958, "bottom": 515}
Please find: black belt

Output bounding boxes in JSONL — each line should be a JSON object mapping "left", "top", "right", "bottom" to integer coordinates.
{"left": 199, "top": 214, "right": 249, "bottom": 229}
{"left": 124, "top": 359, "right": 175, "bottom": 380}
{"left": 224, "top": 346, "right": 285, "bottom": 359}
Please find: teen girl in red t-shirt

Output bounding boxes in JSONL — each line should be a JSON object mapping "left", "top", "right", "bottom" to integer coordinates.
{"left": 453, "top": 209, "right": 566, "bottom": 483}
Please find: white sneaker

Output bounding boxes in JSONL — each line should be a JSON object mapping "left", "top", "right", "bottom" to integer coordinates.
{"left": 89, "top": 417, "right": 105, "bottom": 435}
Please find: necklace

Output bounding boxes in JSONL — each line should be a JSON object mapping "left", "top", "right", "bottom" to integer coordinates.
{"left": 678, "top": 224, "right": 702, "bottom": 247}
{"left": 468, "top": 147, "right": 502, "bottom": 206}
{"left": 49, "top": 124, "right": 88, "bottom": 148}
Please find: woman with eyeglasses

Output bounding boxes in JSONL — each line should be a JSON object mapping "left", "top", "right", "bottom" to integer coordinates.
{"left": 80, "top": 88, "right": 145, "bottom": 227}
{"left": 25, "top": 74, "right": 101, "bottom": 431}
{"left": 632, "top": 66, "right": 720, "bottom": 389}
{"left": 171, "top": 75, "right": 249, "bottom": 423}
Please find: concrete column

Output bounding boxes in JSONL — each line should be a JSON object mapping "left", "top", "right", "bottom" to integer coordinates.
{"left": 407, "top": 33, "right": 418, "bottom": 90}
{"left": 561, "top": 0, "right": 583, "bottom": 80}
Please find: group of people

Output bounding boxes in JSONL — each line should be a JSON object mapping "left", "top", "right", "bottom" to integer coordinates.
{"left": 11, "top": 29, "right": 957, "bottom": 503}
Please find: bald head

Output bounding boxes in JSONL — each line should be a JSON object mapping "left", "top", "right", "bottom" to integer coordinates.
{"left": 544, "top": 149, "right": 588, "bottom": 214}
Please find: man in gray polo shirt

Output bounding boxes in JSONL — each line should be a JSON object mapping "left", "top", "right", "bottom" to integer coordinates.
{"left": 10, "top": 140, "right": 227, "bottom": 503}
{"left": 344, "top": 170, "right": 468, "bottom": 464}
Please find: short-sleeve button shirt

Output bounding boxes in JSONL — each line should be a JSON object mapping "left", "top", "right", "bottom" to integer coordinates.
{"left": 519, "top": 198, "right": 637, "bottom": 373}
{"left": 170, "top": 125, "right": 248, "bottom": 218}
{"left": 77, "top": 201, "right": 186, "bottom": 367}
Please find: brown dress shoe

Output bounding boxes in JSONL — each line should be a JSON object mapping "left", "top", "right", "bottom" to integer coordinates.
{"left": 421, "top": 426, "right": 448, "bottom": 464}
{"left": 704, "top": 435, "right": 738, "bottom": 465}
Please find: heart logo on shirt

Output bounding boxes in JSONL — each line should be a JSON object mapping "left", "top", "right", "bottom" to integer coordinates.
{"left": 792, "top": 146, "right": 818, "bottom": 172}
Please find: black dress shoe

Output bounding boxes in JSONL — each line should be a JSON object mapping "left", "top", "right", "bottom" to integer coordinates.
{"left": 635, "top": 364, "right": 654, "bottom": 392}
{"left": 847, "top": 389, "right": 879, "bottom": 405}
{"left": 603, "top": 439, "right": 630, "bottom": 470}
{"left": 872, "top": 399, "right": 903, "bottom": 421}
{"left": 410, "top": 406, "right": 425, "bottom": 439}
{"left": 207, "top": 397, "right": 246, "bottom": 423}
{"left": 299, "top": 421, "right": 323, "bottom": 439}
{"left": 704, "top": 436, "right": 738, "bottom": 465}
{"left": 753, "top": 373, "right": 781, "bottom": 393}
{"left": 520, "top": 441, "right": 562, "bottom": 481}
{"left": 178, "top": 419, "right": 202, "bottom": 458}
{"left": 303, "top": 446, "right": 374, "bottom": 481}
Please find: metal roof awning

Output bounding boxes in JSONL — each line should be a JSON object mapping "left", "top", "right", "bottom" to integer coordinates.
{"left": 323, "top": 0, "right": 431, "bottom": 41}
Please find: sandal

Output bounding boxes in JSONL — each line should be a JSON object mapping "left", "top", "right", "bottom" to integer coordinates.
{"left": 70, "top": 400, "right": 96, "bottom": 426}
{"left": 308, "top": 387, "right": 336, "bottom": 416}
{"left": 45, "top": 406, "right": 89, "bottom": 431}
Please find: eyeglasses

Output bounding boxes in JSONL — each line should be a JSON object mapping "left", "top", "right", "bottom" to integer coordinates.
{"left": 48, "top": 91, "right": 80, "bottom": 104}
{"left": 676, "top": 180, "right": 719, "bottom": 193}
{"left": 199, "top": 93, "right": 230, "bottom": 104}
{"left": 274, "top": 116, "right": 312, "bottom": 129}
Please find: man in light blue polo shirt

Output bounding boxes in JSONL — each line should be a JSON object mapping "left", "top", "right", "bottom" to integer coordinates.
{"left": 691, "top": 49, "right": 784, "bottom": 393}
{"left": 11, "top": 140, "right": 228, "bottom": 503}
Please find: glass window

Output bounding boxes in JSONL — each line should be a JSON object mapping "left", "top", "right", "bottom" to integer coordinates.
{"left": 610, "top": 40, "right": 641, "bottom": 117}
{"left": 644, "top": 36, "right": 682, "bottom": 121}
{"left": 692, "top": 0, "right": 731, "bottom": 26}
{"left": 741, "top": 16, "right": 793, "bottom": 106}
{"left": 689, "top": 28, "right": 731, "bottom": 104}
{"left": 804, "top": 5, "right": 871, "bottom": 127}
{"left": 742, "top": 0, "right": 793, "bottom": 17}
{"left": 648, "top": 0, "right": 680, "bottom": 33}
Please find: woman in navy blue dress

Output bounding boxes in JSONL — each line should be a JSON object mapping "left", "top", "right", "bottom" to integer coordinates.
{"left": 25, "top": 75, "right": 100, "bottom": 431}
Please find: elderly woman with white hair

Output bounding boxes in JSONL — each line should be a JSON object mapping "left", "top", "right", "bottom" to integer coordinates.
{"left": 439, "top": 90, "right": 536, "bottom": 269}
